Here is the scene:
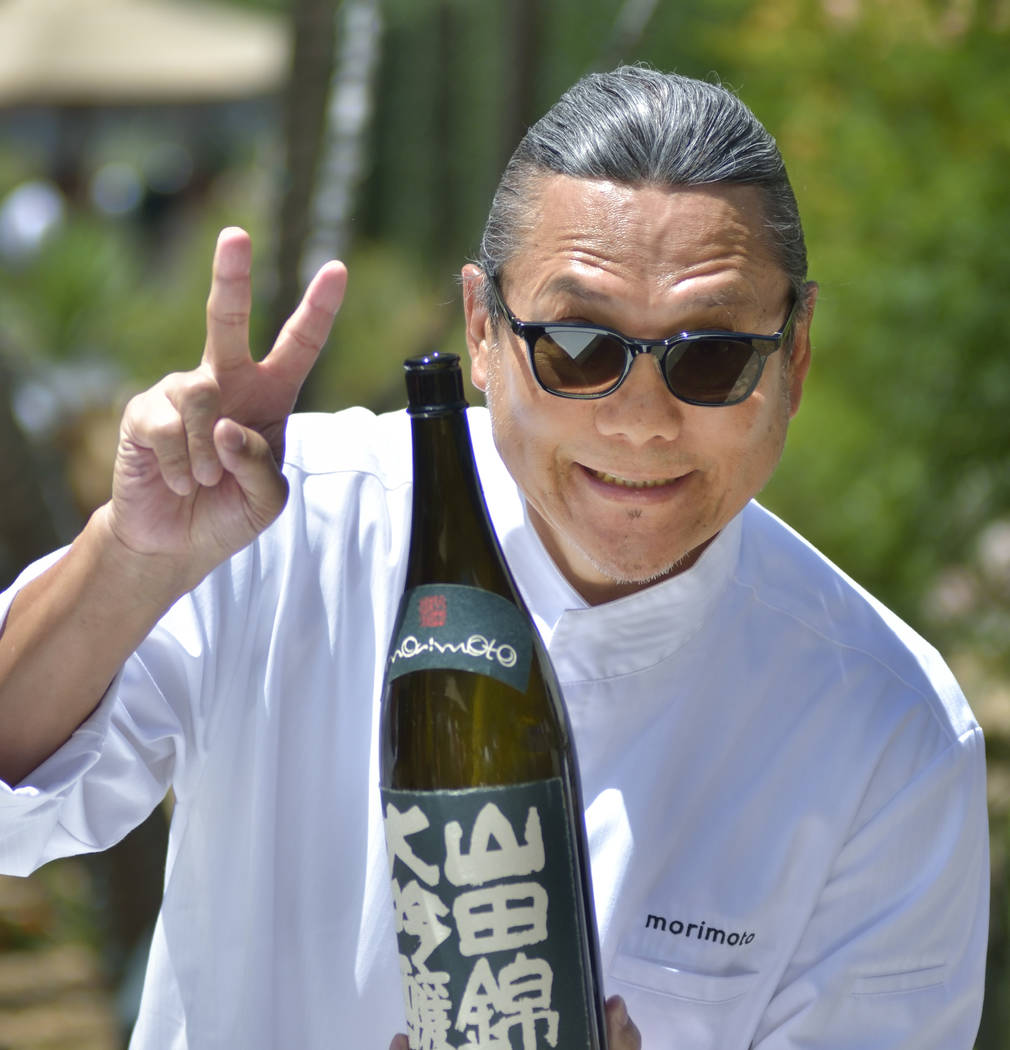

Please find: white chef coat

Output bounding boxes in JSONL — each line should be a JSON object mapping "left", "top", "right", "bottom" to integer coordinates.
{"left": 0, "top": 406, "right": 988, "bottom": 1050}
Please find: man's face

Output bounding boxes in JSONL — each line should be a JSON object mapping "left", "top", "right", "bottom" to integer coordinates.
{"left": 463, "top": 175, "right": 814, "bottom": 605}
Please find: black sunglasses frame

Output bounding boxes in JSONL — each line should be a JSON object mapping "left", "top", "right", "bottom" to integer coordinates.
{"left": 487, "top": 273, "right": 799, "bottom": 407}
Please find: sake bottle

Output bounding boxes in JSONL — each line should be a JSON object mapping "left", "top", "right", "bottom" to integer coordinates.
{"left": 379, "top": 352, "right": 608, "bottom": 1050}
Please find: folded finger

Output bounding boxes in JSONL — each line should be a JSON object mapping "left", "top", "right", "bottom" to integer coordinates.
{"left": 123, "top": 390, "right": 195, "bottom": 496}
{"left": 168, "top": 371, "right": 224, "bottom": 488}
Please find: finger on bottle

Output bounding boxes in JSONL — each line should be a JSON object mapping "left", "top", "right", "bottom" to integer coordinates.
{"left": 605, "top": 995, "right": 641, "bottom": 1050}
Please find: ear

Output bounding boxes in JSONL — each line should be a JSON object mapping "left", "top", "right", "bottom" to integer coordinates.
{"left": 787, "top": 281, "right": 818, "bottom": 418}
{"left": 461, "top": 263, "right": 493, "bottom": 392}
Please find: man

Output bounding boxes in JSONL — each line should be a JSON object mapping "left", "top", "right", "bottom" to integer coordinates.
{"left": 0, "top": 67, "right": 988, "bottom": 1049}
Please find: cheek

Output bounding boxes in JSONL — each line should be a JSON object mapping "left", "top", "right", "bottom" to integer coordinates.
{"left": 485, "top": 358, "right": 571, "bottom": 486}
{"left": 702, "top": 394, "right": 789, "bottom": 491}
{"left": 484, "top": 358, "right": 534, "bottom": 468}
{"left": 487, "top": 345, "right": 550, "bottom": 437}
{"left": 730, "top": 401, "right": 790, "bottom": 487}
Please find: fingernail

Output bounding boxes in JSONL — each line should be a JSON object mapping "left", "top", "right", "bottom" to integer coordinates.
{"left": 171, "top": 477, "right": 194, "bottom": 496}
{"left": 216, "top": 420, "right": 246, "bottom": 453}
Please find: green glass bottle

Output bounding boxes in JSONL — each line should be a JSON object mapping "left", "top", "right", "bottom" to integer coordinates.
{"left": 379, "top": 352, "right": 608, "bottom": 1049}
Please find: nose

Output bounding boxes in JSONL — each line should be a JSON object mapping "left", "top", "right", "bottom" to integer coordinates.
{"left": 593, "top": 353, "right": 684, "bottom": 443}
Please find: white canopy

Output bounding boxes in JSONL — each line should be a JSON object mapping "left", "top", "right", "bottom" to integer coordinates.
{"left": 0, "top": 0, "right": 289, "bottom": 106}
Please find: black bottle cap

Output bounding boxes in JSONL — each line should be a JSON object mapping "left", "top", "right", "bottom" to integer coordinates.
{"left": 403, "top": 353, "right": 469, "bottom": 415}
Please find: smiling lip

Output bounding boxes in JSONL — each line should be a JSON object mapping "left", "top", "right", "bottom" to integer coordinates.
{"left": 592, "top": 470, "right": 676, "bottom": 489}
{"left": 583, "top": 466, "right": 688, "bottom": 492}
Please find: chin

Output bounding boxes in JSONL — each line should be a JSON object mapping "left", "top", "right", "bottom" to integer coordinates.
{"left": 584, "top": 548, "right": 694, "bottom": 590}
{"left": 577, "top": 526, "right": 716, "bottom": 591}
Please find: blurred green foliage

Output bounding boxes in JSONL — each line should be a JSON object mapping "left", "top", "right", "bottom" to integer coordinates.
{"left": 743, "top": 2, "right": 1010, "bottom": 635}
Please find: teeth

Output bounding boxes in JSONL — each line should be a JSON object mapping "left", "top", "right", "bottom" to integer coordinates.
{"left": 594, "top": 471, "right": 674, "bottom": 489}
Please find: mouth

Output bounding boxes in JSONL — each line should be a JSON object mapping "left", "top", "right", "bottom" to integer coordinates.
{"left": 587, "top": 468, "right": 682, "bottom": 490}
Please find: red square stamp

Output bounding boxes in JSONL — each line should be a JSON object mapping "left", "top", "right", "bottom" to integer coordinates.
{"left": 418, "top": 593, "right": 447, "bottom": 628}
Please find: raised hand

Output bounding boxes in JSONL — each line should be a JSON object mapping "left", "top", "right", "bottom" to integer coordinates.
{"left": 105, "top": 227, "right": 347, "bottom": 587}
{"left": 0, "top": 229, "right": 347, "bottom": 785}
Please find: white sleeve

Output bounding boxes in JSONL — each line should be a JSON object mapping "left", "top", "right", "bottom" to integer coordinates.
{"left": 753, "top": 724, "right": 988, "bottom": 1049}
{"left": 0, "top": 554, "right": 213, "bottom": 877}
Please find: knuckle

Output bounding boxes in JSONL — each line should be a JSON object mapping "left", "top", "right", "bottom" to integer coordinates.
{"left": 170, "top": 372, "right": 221, "bottom": 419}
{"left": 206, "top": 277, "right": 251, "bottom": 326}
{"left": 181, "top": 369, "right": 219, "bottom": 398}
{"left": 122, "top": 381, "right": 166, "bottom": 422}
{"left": 147, "top": 414, "right": 186, "bottom": 453}
{"left": 280, "top": 320, "right": 317, "bottom": 353}
{"left": 206, "top": 305, "right": 248, "bottom": 328}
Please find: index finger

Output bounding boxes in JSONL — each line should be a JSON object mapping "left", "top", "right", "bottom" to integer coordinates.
{"left": 203, "top": 227, "right": 253, "bottom": 371}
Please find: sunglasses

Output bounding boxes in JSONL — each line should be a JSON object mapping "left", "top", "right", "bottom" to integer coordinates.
{"left": 488, "top": 274, "right": 798, "bottom": 407}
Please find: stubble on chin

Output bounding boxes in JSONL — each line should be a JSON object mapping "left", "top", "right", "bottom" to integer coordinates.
{"left": 581, "top": 542, "right": 703, "bottom": 591}
{"left": 531, "top": 501, "right": 713, "bottom": 602}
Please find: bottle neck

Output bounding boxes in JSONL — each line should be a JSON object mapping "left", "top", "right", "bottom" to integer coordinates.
{"left": 406, "top": 407, "right": 507, "bottom": 589}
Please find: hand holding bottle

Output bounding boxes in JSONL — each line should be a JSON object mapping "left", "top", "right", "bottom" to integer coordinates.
{"left": 385, "top": 995, "right": 642, "bottom": 1050}
{"left": 605, "top": 994, "right": 643, "bottom": 1049}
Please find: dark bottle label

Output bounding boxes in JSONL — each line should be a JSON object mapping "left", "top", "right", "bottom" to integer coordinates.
{"left": 387, "top": 584, "right": 533, "bottom": 692}
{"left": 381, "top": 779, "right": 594, "bottom": 1049}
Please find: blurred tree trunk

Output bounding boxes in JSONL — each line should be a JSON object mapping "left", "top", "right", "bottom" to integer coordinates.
{"left": 301, "top": 0, "right": 382, "bottom": 280}
{"left": 596, "top": 0, "right": 661, "bottom": 70}
{"left": 269, "top": 0, "right": 382, "bottom": 410}
{"left": 267, "top": 0, "right": 340, "bottom": 350}
{"left": 432, "top": 0, "right": 458, "bottom": 271}
{"left": 500, "top": 0, "right": 544, "bottom": 170}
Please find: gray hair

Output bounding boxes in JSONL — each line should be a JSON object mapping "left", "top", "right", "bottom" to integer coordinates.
{"left": 476, "top": 65, "right": 809, "bottom": 319}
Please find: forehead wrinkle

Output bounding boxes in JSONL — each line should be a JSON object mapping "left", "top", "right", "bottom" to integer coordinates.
{"left": 520, "top": 227, "right": 768, "bottom": 312}
{"left": 504, "top": 176, "right": 787, "bottom": 324}
{"left": 532, "top": 270, "right": 763, "bottom": 314}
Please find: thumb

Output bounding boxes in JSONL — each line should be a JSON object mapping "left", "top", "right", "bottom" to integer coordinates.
{"left": 213, "top": 418, "right": 289, "bottom": 528}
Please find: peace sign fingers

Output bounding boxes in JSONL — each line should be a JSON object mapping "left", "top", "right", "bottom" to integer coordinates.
{"left": 262, "top": 257, "right": 348, "bottom": 395}
{"left": 203, "top": 226, "right": 255, "bottom": 373}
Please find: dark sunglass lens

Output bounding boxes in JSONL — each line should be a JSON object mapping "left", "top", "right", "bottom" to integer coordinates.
{"left": 533, "top": 329, "right": 626, "bottom": 393}
{"left": 666, "top": 339, "right": 759, "bottom": 405}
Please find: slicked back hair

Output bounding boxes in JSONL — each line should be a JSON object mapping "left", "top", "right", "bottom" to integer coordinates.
{"left": 475, "top": 66, "right": 809, "bottom": 321}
